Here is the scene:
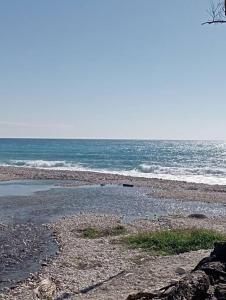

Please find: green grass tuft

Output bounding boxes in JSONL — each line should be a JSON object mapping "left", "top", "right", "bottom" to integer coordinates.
{"left": 82, "top": 227, "right": 102, "bottom": 239}
{"left": 81, "top": 225, "right": 126, "bottom": 239}
{"left": 123, "top": 228, "right": 226, "bottom": 255}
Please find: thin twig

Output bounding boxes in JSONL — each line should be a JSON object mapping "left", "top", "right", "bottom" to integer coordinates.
{"left": 77, "top": 270, "right": 125, "bottom": 294}
{"left": 202, "top": 20, "right": 226, "bottom": 25}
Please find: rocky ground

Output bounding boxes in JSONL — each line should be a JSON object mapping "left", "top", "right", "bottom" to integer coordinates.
{"left": 1, "top": 166, "right": 226, "bottom": 203}
{"left": 1, "top": 214, "right": 226, "bottom": 300}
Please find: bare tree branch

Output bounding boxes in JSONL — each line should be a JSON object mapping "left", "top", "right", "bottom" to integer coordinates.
{"left": 203, "top": 0, "right": 226, "bottom": 25}
{"left": 202, "top": 20, "right": 226, "bottom": 25}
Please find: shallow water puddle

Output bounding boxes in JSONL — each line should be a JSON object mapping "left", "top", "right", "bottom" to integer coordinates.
{"left": 0, "top": 180, "right": 56, "bottom": 196}
{"left": 0, "top": 181, "right": 226, "bottom": 224}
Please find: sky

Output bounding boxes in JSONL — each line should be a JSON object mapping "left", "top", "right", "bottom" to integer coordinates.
{"left": 0, "top": 0, "right": 226, "bottom": 139}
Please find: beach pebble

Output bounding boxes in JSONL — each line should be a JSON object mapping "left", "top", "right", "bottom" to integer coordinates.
{"left": 33, "top": 278, "right": 56, "bottom": 300}
{"left": 175, "top": 267, "right": 186, "bottom": 275}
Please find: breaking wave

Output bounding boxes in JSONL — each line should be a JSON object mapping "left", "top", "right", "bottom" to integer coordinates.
{"left": 133, "top": 163, "right": 226, "bottom": 185}
{"left": 1, "top": 160, "right": 226, "bottom": 185}
{"left": 1, "top": 160, "right": 88, "bottom": 171}
{"left": 137, "top": 163, "right": 226, "bottom": 176}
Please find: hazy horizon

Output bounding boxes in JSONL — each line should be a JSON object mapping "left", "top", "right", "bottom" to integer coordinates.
{"left": 1, "top": 1, "right": 226, "bottom": 140}
{"left": 0, "top": 137, "right": 225, "bottom": 142}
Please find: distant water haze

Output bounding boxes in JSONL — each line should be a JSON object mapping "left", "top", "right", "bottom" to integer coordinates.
{"left": 0, "top": 139, "right": 226, "bottom": 185}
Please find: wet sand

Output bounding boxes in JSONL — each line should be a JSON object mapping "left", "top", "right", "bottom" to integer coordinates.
{"left": 0, "top": 223, "right": 57, "bottom": 291}
{"left": 1, "top": 166, "right": 226, "bottom": 203}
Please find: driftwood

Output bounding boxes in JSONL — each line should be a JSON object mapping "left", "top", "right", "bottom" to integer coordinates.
{"left": 126, "top": 242, "right": 226, "bottom": 300}
{"left": 77, "top": 270, "right": 125, "bottom": 294}
{"left": 55, "top": 271, "right": 126, "bottom": 299}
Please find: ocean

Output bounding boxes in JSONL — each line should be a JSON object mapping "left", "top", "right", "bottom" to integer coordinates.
{"left": 0, "top": 139, "right": 226, "bottom": 185}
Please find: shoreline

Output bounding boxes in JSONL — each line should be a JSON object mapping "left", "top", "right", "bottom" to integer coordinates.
{"left": 1, "top": 166, "right": 226, "bottom": 203}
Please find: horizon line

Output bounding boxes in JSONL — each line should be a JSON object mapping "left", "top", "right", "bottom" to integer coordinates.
{"left": 0, "top": 137, "right": 225, "bottom": 142}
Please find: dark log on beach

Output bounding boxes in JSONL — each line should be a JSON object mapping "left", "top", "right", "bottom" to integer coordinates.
{"left": 188, "top": 213, "right": 208, "bottom": 219}
{"left": 126, "top": 242, "right": 226, "bottom": 300}
{"left": 77, "top": 270, "right": 125, "bottom": 294}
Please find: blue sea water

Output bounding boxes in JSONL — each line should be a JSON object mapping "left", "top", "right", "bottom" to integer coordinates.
{"left": 0, "top": 139, "right": 226, "bottom": 185}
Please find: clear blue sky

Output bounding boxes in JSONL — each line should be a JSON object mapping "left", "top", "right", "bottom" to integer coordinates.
{"left": 0, "top": 0, "right": 226, "bottom": 139}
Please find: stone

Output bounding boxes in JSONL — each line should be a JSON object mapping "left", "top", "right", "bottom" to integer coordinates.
{"left": 33, "top": 278, "right": 56, "bottom": 300}
{"left": 211, "top": 242, "right": 226, "bottom": 262}
{"left": 214, "top": 284, "right": 226, "bottom": 299}
{"left": 175, "top": 267, "right": 186, "bottom": 275}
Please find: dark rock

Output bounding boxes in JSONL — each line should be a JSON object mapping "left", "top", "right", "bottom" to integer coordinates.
{"left": 55, "top": 292, "right": 72, "bottom": 300}
{"left": 196, "top": 261, "right": 226, "bottom": 284}
{"left": 127, "top": 292, "right": 156, "bottom": 299}
{"left": 175, "top": 267, "right": 186, "bottom": 275}
{"left": 123, "top": 184, "right": 134, "bottom": 187}
{"left": 211, "top": 242, "right": 226, "bottom": 262}
{"left": 214, "top": 284, "right": 226, "bottom": 299}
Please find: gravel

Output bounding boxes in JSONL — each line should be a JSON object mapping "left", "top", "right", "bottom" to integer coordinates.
{"left": 1, "top": 214, "right": 226, "bottom": 300}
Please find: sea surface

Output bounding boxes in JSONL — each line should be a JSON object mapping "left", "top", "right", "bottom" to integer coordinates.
{"left": 0, "top": 139, "right": 226, "bottom": 185}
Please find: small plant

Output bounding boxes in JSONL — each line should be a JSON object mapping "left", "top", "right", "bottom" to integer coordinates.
{"left": 108, "top": 225, "right": 126, "bottom": 236}
{"left": 82, "top": 227, "right": 102, "bottom": 239}
{"left": 81, "top": 225, "right": 126, "bottom": 239}
{"left": 123, "top": 228, "right": 226, "bottom": 256}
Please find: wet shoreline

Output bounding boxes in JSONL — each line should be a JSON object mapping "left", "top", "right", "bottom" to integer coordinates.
{"left": 1, "top": 166, "right": 226, "bottom": 203}
{"left": 2, "top": 181, "right": 226, "bottom": 225}
{"left": 0, "top": 222, "right": 58, "bottom": 291}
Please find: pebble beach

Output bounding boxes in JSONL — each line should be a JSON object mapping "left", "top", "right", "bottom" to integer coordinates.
{"left": 1, "top": 166, "right": 226, "bottom": 299}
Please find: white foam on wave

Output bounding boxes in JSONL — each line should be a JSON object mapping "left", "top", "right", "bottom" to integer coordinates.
{"left": 137, "top": 163, "right": 226, "bottom": 176}
{"left": 1, "top": 160, "right": 87, "bottom": 171}
{"left": 85, "top": 168, "right": 226, "bottom": 185}
{"left": 118, "top": 170, "right": 226, "bottom": 185}
{"left": 1, "top": 160, "right": 226, "bottom": 186}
